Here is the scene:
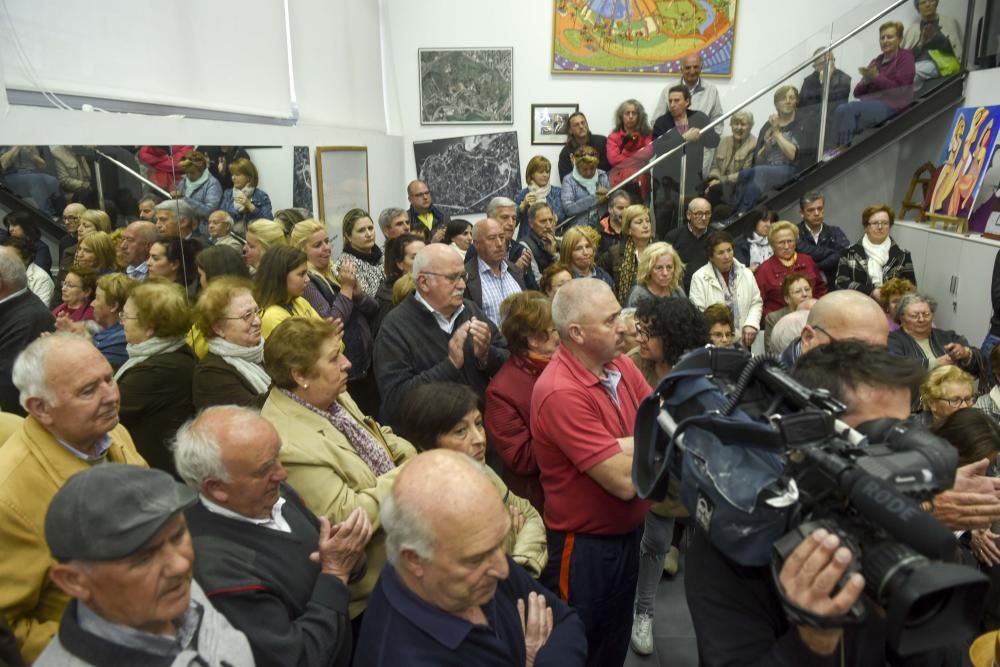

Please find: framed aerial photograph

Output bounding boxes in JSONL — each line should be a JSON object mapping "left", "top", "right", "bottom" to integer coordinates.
{"left": 413, "top": 131, "right": 521, "bottom": 215}
{"left": 551, "top": 0, "right": 738, "bottom": 77}
{"left": 531, "top": 103, "right": 579, "bottom": 145}
{"left": 315, "top": 146, "right": 369, "bottom": 238}
{"left": 418, "top": 47, "right": 513, "bottom": 124}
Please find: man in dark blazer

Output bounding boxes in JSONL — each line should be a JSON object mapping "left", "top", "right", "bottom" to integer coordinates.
{"left": 465, "top": 218, "right": 525, "bottom": 327}
{"left": 0, "top": 246, "right": 54, "bottom": 415}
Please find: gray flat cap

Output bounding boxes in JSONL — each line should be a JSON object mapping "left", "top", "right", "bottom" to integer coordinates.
{"left": 45, "top": 463, "right": 197, "bottom": 562}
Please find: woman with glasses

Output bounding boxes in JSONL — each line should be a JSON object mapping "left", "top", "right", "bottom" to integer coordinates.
{"left": 116, "top": 281, "right": 197, "bottom": 477}
{"left": 704, "top": 303, "right": 738, "bottom": 348}
{"left": 627, "top": 296, "right": 708, "bottom": 655}
{"left": 835, "top": 204, "right": 917, "bottom": 298}
{"left": 916, "top": 365, "right": 977, "bottom": 428}
{"left": 292, "top": 219, "right": 380, "bottom": 417}
{"left": 888, "top": 292, "right": 982, "bottom": 376}
{"left": 191, "top": 277, "right": 270, "bottom": 409}
{"left": 753, "top": 221, "right": 826, "bottom": 320}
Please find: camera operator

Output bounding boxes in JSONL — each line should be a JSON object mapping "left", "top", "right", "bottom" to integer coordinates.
{"left": 686, "top": 341, "right": 974, "bottom": 665}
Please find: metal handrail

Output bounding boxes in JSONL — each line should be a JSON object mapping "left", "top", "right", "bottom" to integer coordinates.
{"left": 604, "top": 0, "right": 910, "bottom": 199}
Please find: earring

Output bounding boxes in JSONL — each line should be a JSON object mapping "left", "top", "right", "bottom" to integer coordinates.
{"left": 303, "top": 383, "right": 309, "bottom": 389}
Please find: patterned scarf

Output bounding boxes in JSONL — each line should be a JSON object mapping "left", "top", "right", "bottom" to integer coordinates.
{"left": 713, "top": 263, "right": 741, "bottom": 329}
{"left": 280, "top": 389, "right": 394, "bottom": 475}
{"left": 616, "top": 239, "right": 639, "bottom": 305}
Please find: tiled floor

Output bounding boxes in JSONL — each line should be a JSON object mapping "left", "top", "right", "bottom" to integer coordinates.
{"left": 623, "top": 558, "right": 699, "bottom": 667}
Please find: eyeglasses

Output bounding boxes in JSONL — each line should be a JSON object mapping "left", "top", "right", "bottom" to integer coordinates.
{"left": 812, "top": 324, "right": 838, "bottom": 342}
{"left": 865, "top": 220, "right": 891, "bottom": 228}
{"left": 119, "top": 310, "right": 139, "bottom": 321}
{"left": 905, "top": 311, "right": 933, "bottom": 321}
{"left": 423, "top": 271, "right": 468, "bottom": 285}
{"left": 223, "top": 308, "right": 264, "bottom": 323}
{"left": 710, "top": 330, "right": 735, "bottom": 343}
{"left": 62, "top": 282, "right": 82, "bottom": 290}
{"left": 689, "top": 211, "right": 711, "bottom": 218}
{"left": 411, "top": 190, "right": 431, "bottom": 198}
{"left": 935, "top": 395, "right": 974, "bottom": 408}
{"left": 634, "top": 322, "right": 651, "bottom": 342}
{"left": 63, "top": 215, "right": 80, "bottom": 222}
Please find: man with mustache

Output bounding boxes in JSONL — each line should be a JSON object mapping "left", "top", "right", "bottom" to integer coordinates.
{"left": 0, "top": 335, "right": 147, "bottom": 663}
{"left": 36, "top": 464, "right": 253, "bottom": 666}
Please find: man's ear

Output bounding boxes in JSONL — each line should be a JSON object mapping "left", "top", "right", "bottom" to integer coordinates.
{"left": 800, "top": 324, "right": 816, "bottom": 353}
{"left": 25, "top": 396, "right": 53, "bottom": 426}
{"left": 202, "top": 478, "right": 228, "bottom": 505}
{"left": 399, "top": 549, "right": 426, "bottom": 579}
{"left": 567, "top": 323, "right": 586, "bottom": 346}
{"left": 49, "top": 563, "right": 94, "bottom": 602}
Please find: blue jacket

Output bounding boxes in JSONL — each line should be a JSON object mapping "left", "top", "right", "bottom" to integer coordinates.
{"left": 181, "top": 174, "right": 223, "bottom": 220}
{"left": 560, "top": 171, "right": 610, "bottom": 229}
{"left": 221, "top": 187, "right": 273, "bottom": 227}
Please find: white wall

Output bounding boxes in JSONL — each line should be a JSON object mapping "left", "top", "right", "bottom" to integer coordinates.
{"left": 382, "top": 0, "right": 970, "bottom": 202}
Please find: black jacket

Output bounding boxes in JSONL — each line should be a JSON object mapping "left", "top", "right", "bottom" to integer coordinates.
{"left": 888, "top": 327, "right": 982, "bottom": 376}
{"left": 834, "top": 239, "right": 917, "bottom": 295}
{"left": 192, "top": 352, "right": 268, "bottom": 410}
{"left": 795, "top": 221, "right": 850, "bottom": 287}
{"left": 0, "top": 290, "right": 55, "bottom": 415}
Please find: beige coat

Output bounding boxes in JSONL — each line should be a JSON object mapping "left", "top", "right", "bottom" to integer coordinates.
{"left": 0, "top": 418, "right": 146, "bottom": 663}
{"left": 485, "top": 466, "right": 548, "bottom": 577}
{"left": 261, "top": 388, "right": 416, "bottom": 618}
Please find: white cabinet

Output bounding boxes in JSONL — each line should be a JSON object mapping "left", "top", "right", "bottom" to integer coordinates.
{"left": 892, "top": 221, "right": 999, "bottom": 343}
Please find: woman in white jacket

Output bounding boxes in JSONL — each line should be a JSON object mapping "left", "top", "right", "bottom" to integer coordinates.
{"left": 689, "top": 231, "right": 763, "bottom": 348}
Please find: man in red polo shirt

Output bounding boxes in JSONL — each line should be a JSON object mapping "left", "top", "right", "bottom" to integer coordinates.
{"left": 531, "top": 277, "right": 651, "bottom": 667}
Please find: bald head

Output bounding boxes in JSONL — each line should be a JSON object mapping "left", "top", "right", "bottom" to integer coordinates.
{"left": 385, "top": 450, "right": 505, "bottom": 562}
{"left": 681, "top": 54, "right": 703, "bottom": 85}
{"left": 551, "top": 277, "right": 614, "bottom": 339}
{"left": 801, "top": 290, "right": 889, "bottom": 353}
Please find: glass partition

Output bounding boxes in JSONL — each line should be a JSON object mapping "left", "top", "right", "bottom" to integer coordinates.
{"left": 590, "top": 0, "right": 974, "bottom": 236}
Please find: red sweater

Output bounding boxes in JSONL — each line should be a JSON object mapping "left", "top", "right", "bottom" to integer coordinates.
{"left": 754, "top": 253, "right": 827, "bottom": 320}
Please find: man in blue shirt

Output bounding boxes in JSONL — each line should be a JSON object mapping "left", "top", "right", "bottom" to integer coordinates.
{"left": 355, "top": 449, "right": 587, "bottom": 666}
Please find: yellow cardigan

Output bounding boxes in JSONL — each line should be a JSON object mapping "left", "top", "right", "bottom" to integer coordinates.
{"left": 0, "top": 418, "right": 147, "bottom": 663}
{"left": 260, "top": 297, "right": 322, "bottom": 340}
{"left": 260, "top": 387, "right": 416, "bottom": 618}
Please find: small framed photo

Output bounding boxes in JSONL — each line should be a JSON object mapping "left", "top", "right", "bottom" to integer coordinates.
{"left": 531, "top": 104, "right": 579, "bottom": 145}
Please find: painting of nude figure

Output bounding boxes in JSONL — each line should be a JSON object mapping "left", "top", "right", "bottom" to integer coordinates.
{"left": 929, "top": 106, "right": 1000, "bottom": 221}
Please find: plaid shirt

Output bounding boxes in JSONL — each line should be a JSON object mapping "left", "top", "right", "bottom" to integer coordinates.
{"left": 834, "top": 240, "right": 916, "bottom": 294}
{"left": 478, "top": 258, "right": 522, "bottom": 326}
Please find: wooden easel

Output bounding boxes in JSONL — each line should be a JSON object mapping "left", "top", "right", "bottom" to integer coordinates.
{"left": 924, "top": 212, "right": 968, "bottom": 234}
{"left": 898, "top": 162, "right": 936, "bottom": 222}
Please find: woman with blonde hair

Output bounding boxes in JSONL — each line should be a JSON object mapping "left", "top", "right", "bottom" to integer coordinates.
{"left": 601, "top": 203, "right": 653, "bottom": 304}
{"left": 77, "top": 209, "right": 113, "bottom": 235}
{"left": 560, "top": 225, "right": 613, "bottom": 289}
{"left": 917, "top": 364, "right": 976, "bottom": 428}
{"left": 243, "top": 218, "right": 287, "bottom": 273}
{"left": 75, "top": 230, "right": 118, "bottom": 275}
{"left": 261, "top": 317, "right": 416, "bottom": 620}
{"left": 116, "top": 280, "right": 197, "bottom": 476}
{"left": 292, "top": 218, "right": 380, "bottom": 415}
{"left": 628, "top": 242, "right": 685, "bottom": 306}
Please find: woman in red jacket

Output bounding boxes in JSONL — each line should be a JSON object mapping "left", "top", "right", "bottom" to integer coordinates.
{"left": 484, "top": 291, "right": 560, "bottom": 514}
{"left": 607, "top": 99, "right": 654, "bottom": 202}
{"left": 754, "top": 221, "right": 827, "bottom": 319}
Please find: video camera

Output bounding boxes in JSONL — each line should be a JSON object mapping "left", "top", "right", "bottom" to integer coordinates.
{"left": 633, "top": 346, "right": 988, "bottom": 656}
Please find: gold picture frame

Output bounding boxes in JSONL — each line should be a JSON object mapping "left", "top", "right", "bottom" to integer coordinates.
{"left": 315, "top": 146, "right": 370, "bottom": 236}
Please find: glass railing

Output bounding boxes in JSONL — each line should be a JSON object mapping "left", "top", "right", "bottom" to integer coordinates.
{"left": 563, "top": 0, "right": 974, "bottom": 235}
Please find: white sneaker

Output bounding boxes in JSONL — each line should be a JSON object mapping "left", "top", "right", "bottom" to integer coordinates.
{"left": 630, "top": 612, "right": 654, "bottom": 655}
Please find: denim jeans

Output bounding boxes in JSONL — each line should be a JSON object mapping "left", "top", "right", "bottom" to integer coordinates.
{"left": 634, "top": 511, "right": 674, "bottom": 615}
{"left": 834, "top": 99, "right": 896, "bottom": 146}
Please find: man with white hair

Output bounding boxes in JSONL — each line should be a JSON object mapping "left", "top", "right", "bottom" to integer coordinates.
{"left": 374, "top": 244, "right": 508, "bottom": 428}
{"left": 531, "top": 278, "right": 651, "bottom": 667}
{"left": 0, "top": 246, "right": 55, "bottom": 414}
{"left": 176, "top": 406, "right": 372, "bottom": 667}
{"left": 653, "top": 53, "right": 724, "bottom": 173}
{"left": 465, "top": 218, "right": 524, "bottom": 327}
{"left": 0, "top": 334, "right": 146, "bottom": 663}
{"left": 119, "top": 220, "right": 157, "bottom": 281}
{"left": 154, "top": 199, "right": 198, "bottom": 240}
{"left": 355, "top": 449, "right": 586, "bottom": 666}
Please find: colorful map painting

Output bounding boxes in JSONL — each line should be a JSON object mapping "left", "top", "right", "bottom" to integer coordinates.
{"left": 552, "top": 0, "right": 737, "bottom": 76}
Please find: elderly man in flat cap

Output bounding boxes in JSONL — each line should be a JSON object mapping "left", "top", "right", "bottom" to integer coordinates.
{"left": 35, "top": 464, "right": 254, "bottom": 667}
{"left": 0, "top": 334, "right": 146, "bottom": 663}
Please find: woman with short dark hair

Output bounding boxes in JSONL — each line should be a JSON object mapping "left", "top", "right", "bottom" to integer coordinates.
{"left": 221, "top": 157, "right": 273, "bottom": 228}
{"left": 689, "top": 231, "right": 763, "bottom": 348}
{"left": 397, "top": 381, "right": 547, "bottom": 577}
